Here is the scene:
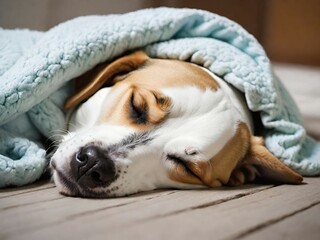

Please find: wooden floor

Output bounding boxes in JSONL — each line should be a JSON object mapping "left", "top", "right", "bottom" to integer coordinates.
{"left": 0, "top": 177, "right": 319, "bottom": 240}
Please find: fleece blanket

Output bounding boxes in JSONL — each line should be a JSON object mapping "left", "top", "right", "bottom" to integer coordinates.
{"left": 1, "top": 8, "right": 319, "bottom": 187}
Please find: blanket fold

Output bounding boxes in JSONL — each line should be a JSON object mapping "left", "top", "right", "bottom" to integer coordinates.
{"left": 1, "top": 7, "right": 319, "bottom": 187}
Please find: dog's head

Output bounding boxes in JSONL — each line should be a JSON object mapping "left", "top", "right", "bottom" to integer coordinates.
{"left": 51, "top": 51, "right": 302, "bottom": 198}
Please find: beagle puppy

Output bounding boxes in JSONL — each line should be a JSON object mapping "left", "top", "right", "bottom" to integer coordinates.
{"left": 50, "top": 51, "right": 303, "bottom": 198}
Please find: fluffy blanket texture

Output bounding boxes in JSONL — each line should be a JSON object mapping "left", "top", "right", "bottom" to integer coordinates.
{"left": 1, "top": 8, "right": 319, "bottom": 187}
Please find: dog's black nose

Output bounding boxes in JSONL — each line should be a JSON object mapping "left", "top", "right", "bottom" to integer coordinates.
{"left": 71, "top": 145, "right": 117, "bottom": 188}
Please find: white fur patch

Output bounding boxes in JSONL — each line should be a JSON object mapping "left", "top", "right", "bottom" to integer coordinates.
{"left": 68, "top": 88, "right": 112, "bottom": 132}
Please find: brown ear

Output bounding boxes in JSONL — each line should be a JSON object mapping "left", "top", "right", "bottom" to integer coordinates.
{"left": 228, "top": 137, "right": 303, "bottom": 185}
{"left": 64, "top": 51, "right": 150, "bottom": 109}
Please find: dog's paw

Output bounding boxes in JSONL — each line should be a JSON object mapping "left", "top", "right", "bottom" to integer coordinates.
{"left": 163, "top": 137, "right": 207, "bottom": 162}
{"left": 227, "top": 165, "right": 258, "bottom": 186}
{"left": 227, "top": 169, "right": 245, "bottom": 186}
{"left": 184, "top": 146, "right": 200, "bottom": 156}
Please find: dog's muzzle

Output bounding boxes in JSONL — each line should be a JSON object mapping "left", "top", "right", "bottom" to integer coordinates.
{"left": 71, "top": 145, "right": 118, "bottom": 188}
{"left": 51, "top": 145, "right": 118, "bottom": 191}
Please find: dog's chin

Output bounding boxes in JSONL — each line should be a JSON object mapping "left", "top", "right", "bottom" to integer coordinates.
{"left": 52, "top": 170, "right": 82, "bottom": 197}
{"left": 52, "top": 170, "right": 116, "bottom": 198}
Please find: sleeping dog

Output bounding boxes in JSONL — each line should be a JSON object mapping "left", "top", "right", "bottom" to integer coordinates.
{"left": 50, "top": 51, "right": 303, "bottom": 198}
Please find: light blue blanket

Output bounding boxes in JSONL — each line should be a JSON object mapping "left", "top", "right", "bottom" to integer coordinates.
{"left": 1, "top": 8, "right": 319, "bottom": 187}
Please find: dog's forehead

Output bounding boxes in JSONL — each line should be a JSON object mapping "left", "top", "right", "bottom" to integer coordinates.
{"left": 120, "top": 59, "right": 219, "bottom": 91}
{"left": 94, "top": 59, "right": 220, "bottom": 129}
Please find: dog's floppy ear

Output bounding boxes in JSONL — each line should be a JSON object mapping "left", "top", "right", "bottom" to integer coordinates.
{"left": 228, "top": 136, "right": 303, "bottom": 185}
{"left": 64, "top": 51, "right": 150, "bottom": 109}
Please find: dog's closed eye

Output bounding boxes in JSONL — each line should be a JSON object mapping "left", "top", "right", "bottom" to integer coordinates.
{"left": 128, "top": 88, "right": 171, "bottom": 126}
{"left": 151, "top": 91, "right": 171, "bottom": 112}
{"left": 130, "top": 91, "right": 148, "bottom": 124}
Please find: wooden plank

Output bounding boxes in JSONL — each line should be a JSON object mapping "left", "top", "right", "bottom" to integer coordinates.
{"left": 0, "top": 188, "right": 177, "bottom": 239}
{"left": 0, "top": 187, "right": 63, "bottom": 210}
{"left": 0, "top": 179, "right": 54, "bottom": 198}
{"left": 2, "top": 184, "right": 272, "bottom": 240}
{"left": 17, "top": 178, "right": 318, "bottom": 240}
{"left": 99, "top": 178, "right": 318, "bottom": 240}
{"left": 240, "top": 203, "right": 320, "bottom": 240}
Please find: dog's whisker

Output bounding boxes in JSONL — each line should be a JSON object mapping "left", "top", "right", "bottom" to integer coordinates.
{"left": 47, "top": 133, "right": 63, "bottom": 140}
{"left": 48, "top": 129, "right": 71, "bottom": 141}
{"left": 49, "top": 129, "right": 69, "bottom": 136}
